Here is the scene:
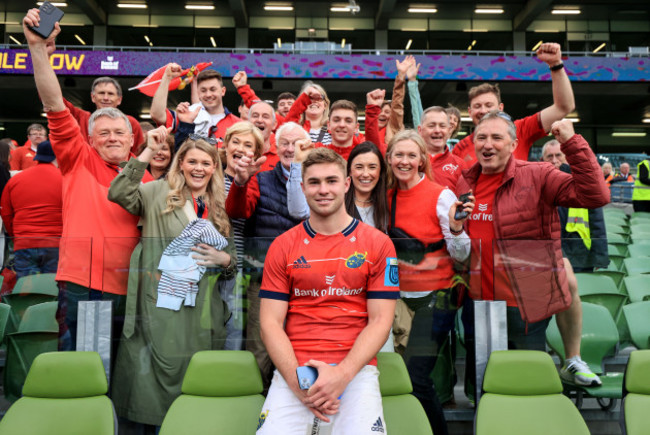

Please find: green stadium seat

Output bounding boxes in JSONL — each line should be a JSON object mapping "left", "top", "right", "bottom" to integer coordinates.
{"left": 0, "top": 302, "right": 11, "bottom": 344}
{"left": 630, "top": 216, "right": 650, "bottom": 226}
{"left": 608, "top": 243, "right": 629, "bottom": 257}
{"left": 592, "top": 269, "right": 626, "bottom": 290}
{"left": 604, "top": 208, "right": 628, "bottom": 217}
{"left": 160, "top": 351, "right": 265, "bottom": 435}
{"left": 604, "top": 215, "right": 629, "bottom": 228}
{"left": 631, "top": 212, "right": 650, "bottom": 220}
{"left": 3, "top": 302, "right": 59, "bottom": 402}
{"left": 546, "top": 303, "right": 623, "bottom": 408}
{"left": 624, "top": 276, "right": 650, "bottom": 303}
{"left": 607, "top": 232, "right": 630, "bottom": 246}
{"left": 608, "top": 254, "right": 625, "bottom": 271}
{"left": 622, "top": 350, "right": 650, "bottom": 435}
{"left": 623, "top": 257, "right": 650, "bottom": 275}
{"left": 475, "top": 350, "right": 589, "bottom": 435}
{"left": 2, "top": 274, "right": 59, "bottom": 335}
{"left": 627, "top": 244, "right": 649, "bottom": 257}
{"left": 630, "top": 223, "right": 650, "bottom": 234}
{"left": 377, "top": 352, "right": 433, "bottom": 435}
{"left": 623, "top": 302, "right": 650, "bottom": 350}
{"left": 576, "top": 273, "right": 627, "bottom": 321}
{"left": 630, "top": 232, "right": 650, "bottom": 244}
{"left": 0, "top": 351, "right": 115, "bottom": 434}
{"left": 607, "top": 224, "right": 630, "bottom": 236}
{"left": 11, "top": 274, "right": 59, "bottom": 297}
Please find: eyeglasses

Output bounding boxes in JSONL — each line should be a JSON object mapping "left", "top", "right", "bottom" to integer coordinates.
{"left": 189, "top": 133, "right": 218, "bottom": 146}
{"left": 28, "top": 131, "right": 46, "bottom": 137}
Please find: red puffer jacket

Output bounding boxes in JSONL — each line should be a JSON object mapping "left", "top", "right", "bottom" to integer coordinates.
{"left": 456, "top": 134, "right": 610, "bottom": 322}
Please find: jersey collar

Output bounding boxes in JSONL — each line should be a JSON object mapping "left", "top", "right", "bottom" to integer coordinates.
{"left": 302, "top": 218, "right": 359, "bottom": 238}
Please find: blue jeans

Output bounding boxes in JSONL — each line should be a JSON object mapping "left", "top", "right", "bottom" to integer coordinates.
{"left": 14, "top": 247, "right": 59, "bottom": 279}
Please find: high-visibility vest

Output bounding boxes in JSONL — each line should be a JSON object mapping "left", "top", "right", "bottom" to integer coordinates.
{"left": 566, "top": 208, "right": 591, "bottom": 250}
{"left": 632, "top": 160, "right": 650, "bottom": 201}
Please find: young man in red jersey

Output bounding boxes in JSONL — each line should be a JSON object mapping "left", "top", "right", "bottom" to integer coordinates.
{"left": 258, "top": 148, "right": 399, "bottom": 434}
{"left": 452, "top": 43, "right": 574, "bottom": 167}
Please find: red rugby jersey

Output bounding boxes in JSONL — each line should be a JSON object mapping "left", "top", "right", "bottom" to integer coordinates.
{"left": 260, "top": 219, "right": 399, "bottom": 366}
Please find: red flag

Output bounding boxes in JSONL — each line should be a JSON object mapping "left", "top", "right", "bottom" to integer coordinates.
{"left": 129, "top": 62, "right": 214, "bottom": 97}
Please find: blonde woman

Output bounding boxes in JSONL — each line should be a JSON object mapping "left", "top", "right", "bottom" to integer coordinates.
{"left": 284, "top": 81, "right": 332, "bottom": 145}
{"left": 108, "top": 126, "right": 235, "bottom": 428}
{"left": 221, "top": 121, "right": 265, "bottom": 350}
{"left": 385, "top": 129, "right": 472, "bottom": 435}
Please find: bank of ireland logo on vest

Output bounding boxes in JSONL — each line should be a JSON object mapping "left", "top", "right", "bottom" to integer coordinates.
{"left": 384, "top": 257, "right": 399, "bottom": 287}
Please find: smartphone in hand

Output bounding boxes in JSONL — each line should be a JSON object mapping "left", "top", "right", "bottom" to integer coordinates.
{"left": 297, "top": 366, "right": 318, "bottom": 390}
{"left": 454, "top": 192, "right": 472, "bottom": 221}
{"left": 29, "top": 1, "right": 64, "bottom": 39}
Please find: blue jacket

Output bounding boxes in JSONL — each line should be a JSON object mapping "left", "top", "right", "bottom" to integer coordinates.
{"left": 244, "top": 164, "right": 302, "bottom": 265}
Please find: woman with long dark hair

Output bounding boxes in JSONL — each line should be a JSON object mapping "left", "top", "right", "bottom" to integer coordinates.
{"left": 344, "top": 141, "right": 389, "bottom": 233}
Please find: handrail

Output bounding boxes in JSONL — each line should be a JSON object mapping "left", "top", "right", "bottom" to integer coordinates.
{"left": 1, "top": 43, "right": 647, "bottom": 58}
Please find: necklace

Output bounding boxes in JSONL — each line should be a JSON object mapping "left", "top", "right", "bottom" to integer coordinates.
{"left": 354, "top": 195, "right": 373, "bottom": 204}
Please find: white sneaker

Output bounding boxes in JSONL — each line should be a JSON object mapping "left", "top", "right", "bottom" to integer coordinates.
{"left": 560, "top": 356, "right": 603, "bottom": 387}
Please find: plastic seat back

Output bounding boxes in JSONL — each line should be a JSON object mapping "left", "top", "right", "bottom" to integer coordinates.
{"left": 11, "top": 273, "right": 59, "bottom": 296}
{"left": 608, "top": 224, "right": 630, "bottom": 235}
{"left": 476, "top": 350, "right": 589, "bottom": 435}
{"left": 623, "top": 257, "right": 650, "bottom": 275}
{"left": 624, "top": 276, "right": 650, "bottom": 303}
{"left": 576, "top": 273, "right": 620, "bottom": 295}
{"left": 3, "top": 302, "right": 59, "bottom": 402}
{"left": 623, "top": 302, "right": 650, "bottom": 350}
{"left": 0, "top": 351, "right": 115, "bottom": 435}
{"left": 627, "top": 244, "right": 650, "bottom": 258}
{"left": 160, "top": 351, "right": 264, "bottom": 435}
{"left": 604, "top": 208, "right": 628, "bottom": 217}
{"left": 576, "top": 273, "right": 627, "bottom": 322}
{"left": 608, "top": 254, "right": 625, "bottom": 271}
{"left": 630, "top": 223, "right": 650, "bottom": 234}
{"left": 622, "top": 350, "right": 650, "bottom": 435}
{"left": 0, "top": 302, "right": 11, "bottom": 343}
{"left": 2, "top": 294, "right": 57, "bottom": 335}
{"left": 630, "top": 232, "right": 650, "bottom": 244}
{"left": 377, "top": 352, "right": 433, "bottom": 435}
{"left": 630, "top": 216, "right": 650, "bottom": 225}
{"left": 592, "top": 269, "right": 626, "bottom": 290}
{"left": 607, "top": 232, "right": 629, "bottom": 245}
{"left": 608, "top": 243, "right": 629, "bottom": 257}
{"left": 605, "top": 215, "right": 629, "bottom": 228}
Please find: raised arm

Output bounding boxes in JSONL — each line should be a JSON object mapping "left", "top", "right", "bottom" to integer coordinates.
{"left": 136, "top": 125, "right": 171, "bottom": 165}
{"left": 386, "top": 56, "right": 410, "bottom": 140}
{"left": 544, "top": 120, "right": 609, "bottom": 208}
{"left": 108, "top": 126, "right": 169, "bottom": 216}
{"left": 537, "top": 43, "right": 575, "bottom": 132}
{"left": 365, "top": 89, "right": 385, "bottom": 154}
{"left": 406, "top": 59, "right": 423, "bottom": 127}
{"left": 232, "top": 71, "right": 261, "bottom": 109}
{"left": 150, "top": 63, "right": 182, "bottom": 127}
{"left": 23, "top": 9, "right": 64, "bottom": 113}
